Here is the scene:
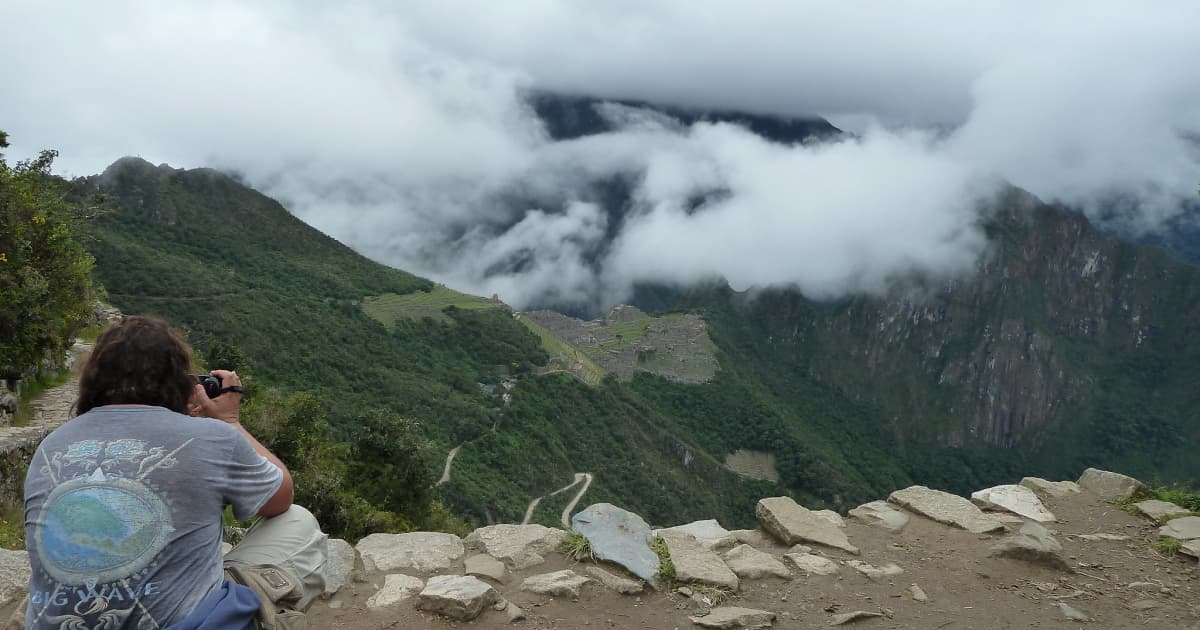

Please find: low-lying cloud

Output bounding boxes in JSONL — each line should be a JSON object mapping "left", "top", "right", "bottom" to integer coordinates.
{"left": 2, "top": 1, "right": 1198, "bottom": 310}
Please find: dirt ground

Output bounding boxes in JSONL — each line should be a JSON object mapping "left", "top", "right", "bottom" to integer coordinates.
{"left": 303, "top": 490, "right": 1200, "bottom": 630}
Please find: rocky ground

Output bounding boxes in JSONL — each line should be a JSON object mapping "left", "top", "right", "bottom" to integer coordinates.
{"left": 297, "top": 471, "right": 1199, "bottom": 629}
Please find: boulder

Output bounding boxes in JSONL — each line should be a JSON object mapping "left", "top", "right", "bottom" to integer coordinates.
{"left": 812, "top": 510, "right": 845, "bottom": 528}
{"left": 689, "top": 606, "right": 776, "bottom": 629}
{"left": 356, "top": 531, "right": 464, "bottom": 572}
{"left": 1019, "top": 477, "right": 1081, "bottom": 498}
{"left": 722, "top": 544, "right": 790, "bottom": 579}
{"left": 971, "top": 484, "right": 1056, "bottom": 522}
{"left": 1134, "top": 500, "right": 1191, "bottom": 521}
{"left": 585, "top": 565, "right": 644, "bottom": 594}
{"left": 572, "top": 503, "right": 659, "bottom": 584}
{"left": 1158, "top": 516, "right": 1200, "bottom": 541}
{"left": 660, "top": 531, "right": 740, "bottom": 590}
{"left": 464, "top": 553, "right": 509, "bottom": 583}
{"left": 465, "top": 524, "right": 568, "bottom": 569}
{"left": 756, "top": 497, "right": 859, "bottom": 554}
{"left": 415, "top": 575, "right": 498, "bottom": 621}
{"left": 323, "top": 538, "right": 356, "bottom": 597}
{"left": 0, "top": 549, "right": 30, "bottom": 607}
{"left": 845, "top": 560, "right": 904, "bottom": 581}
{"left": 990, "top": 522, "right": 1070, "bottom": 571}
{"left": 887, "top": 486, "right": 1005, "bottom": 534}
{"left": 848, "top": 500, "right": 909, "bottom": 532}
{"left": 654, "top": 519, "right": 738, "bottom": 551}
{"left": 521, "top": 569, "right": 592, "bottom": 598}
{"left": 366, "top": 574, "right": 424, "bottom": 608}
{"left": 1077, "top": 468, "right": 1146, "bottom": 501}
{"left": 782, "top": 553, "right": 839, "bottom": 576}
{"left": 729, "top": 529, "right": 776, "bottom": 548}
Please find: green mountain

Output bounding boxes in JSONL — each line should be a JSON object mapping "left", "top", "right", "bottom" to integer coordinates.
{"left": 82, "top": 157, "right": 1198, "bottom": 540}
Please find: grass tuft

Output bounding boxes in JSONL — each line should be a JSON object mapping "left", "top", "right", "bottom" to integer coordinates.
{"left": 1151, "top": 536, "right": 1181, "bottom": 555}
{"left": 651, "top": 536, "right": 675, "bottom": 585}
{"left": 561, "top": 531, "right": 594, "bottom": 562}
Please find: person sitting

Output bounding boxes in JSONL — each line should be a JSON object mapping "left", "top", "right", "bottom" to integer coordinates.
{"left": 21, "top": 316, "right": 327, "bottom": 629}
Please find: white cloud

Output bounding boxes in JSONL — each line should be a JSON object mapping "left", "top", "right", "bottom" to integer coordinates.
{"left": 2, "top": 1, "right": 1197, "bottom": 309}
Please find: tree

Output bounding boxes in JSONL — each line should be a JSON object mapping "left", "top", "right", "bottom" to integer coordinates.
{"left": 0, "top": 132, "right": 96, "bottom": 376}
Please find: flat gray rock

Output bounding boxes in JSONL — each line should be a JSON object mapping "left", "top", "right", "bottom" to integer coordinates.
{"left": 464, "top": 553, "right": 509, "bottom": 583}
{"left": 1077, "top": 468, "right": 1146, "bottom": 501}
{"left": 722, "top": 544, "right": 790, "bottom": 579}
{"left": 1180, "top": 539, "right": 1199, "bottom": 559}
{"left": 830, "top": 610, "right": 885, "bottom": 625}
{"left": 689, "top": 606, "right": 776, "bottom": 629}
{"left": 415, "top": 574, "right": 498, "bottom": 621}
{"left": 654, "top": 519, "right": 738, "bottom": 551}
{"left": 848, "top": 500, "right": 909, "bottom": 532}
{"left": 990, "top": 522, "right": 1070, "bottom": 571}
{"left": 845, "top": 560, "right": 904, "bottom": 581}
{"left": 729, "top": 529, "right": 776, "bottom": 548}
{"left": 323, "top": 538, "right": 356, "bottom": 597}
{"left": 1056, "top": 602, "right": 1091, "bottom": 622}
{"left": 585, "top": 565, "right": 644, "bottom": 594}
{"left": 1159, "top": 515, "right": 1200, "bottom": 541}
{"left": 888, "top": 486, "right": 1005, "bottom": 534}
{"left": 1135, "top": 499, "right": 1191, "bottom": 521}
{"left": 0, "top": 549, "right": 30, "bottom": 607}
{"left": 465, "top": 524, "right": 568, "bottom": 569}
{"left": 366, "top": 574, "right": 424, "bottom": 609}
{"left": 660, "top": 531, "right": 740, "bottom": 590}
{"left": 1019, "top": 477, "right": 1081, "bottom": 498}
{"left": 572, "top": 503, "right": 660, "bottom": 584}
{"left": 971, "top": 484, "right": 1056, "bottom": 522}
{"left": 783, "top": 552, "right": 839, "bottom": 576}
{"left": 521, "top": 569, "right": 592, "bottom": 598}
{"left": 756, "top": 497, "right": 859, "bottom": 554}
{"left": 356, "top": 531, "right": 465, "bottom": 572}
{"left": 812, "top": 510, "right": 845, "bottom": 528}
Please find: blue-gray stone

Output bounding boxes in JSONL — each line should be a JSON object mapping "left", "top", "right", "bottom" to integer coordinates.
{"left": 571, "top": 503, "right": 659, "bottom": 585}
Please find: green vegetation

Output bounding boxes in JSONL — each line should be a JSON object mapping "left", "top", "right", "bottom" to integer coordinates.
{"left": 363, "top": 286, "right": 501, "bottom": 327}
{"left": 1151, "top": 536, "right": 1182, "bottom": 555}
{"left": 515, "top": 315, "right": 606, "bottom": 385}
{"left": 0, "top": 132, "right": 96, "bottom": 377}
{"left": 560, "top": 530, "right": 594, "bottom": 562}
{"left": 0, "top": 506, "right": 23, "bottom": 550}
{"left": 650, "top": 536, "right": 674, "bottom": 585}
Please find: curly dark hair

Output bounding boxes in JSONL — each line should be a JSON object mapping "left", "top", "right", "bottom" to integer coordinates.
{"left": 76, "top": 316, "right": 196, "bottom": 415}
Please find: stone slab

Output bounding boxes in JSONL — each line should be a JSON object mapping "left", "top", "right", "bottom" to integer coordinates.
{"left": 465, "top": 524, "right": 567, "bottom": 570}
{"left": 323, "top": 538, "right": 356, "bottom": 597}
{"left": 888, "top": 486, "right": 1005, "bottom": 534}
{"left": 971, "top": 484, "right": 1056, "bottom": 522}
{"left": 464, "top": 553, "right": 508, "bottom": 583}
{"left": 366, "top": 574, "right": 424, "bottom": 608}
{"left": 653, "top": 519, "right": 738, "bottom": 551}
{"left": 722, "top": 544, "right": 790, "bottom": 580}
{"left": 660, "top": 531, "right": 740, "bottom": 590}
{"left": 689, "top": 606, "right": 776, "bottom": 629}
{"left": 782, "top": 553, "right": 839, "bottom": 576}
{"left": 1077, "top": 468, "right": 1145, "bottom": 501}
{"left": 848, "top": 500, "right": 909, "bottom": 532}
{"left": 1019, "top": 477, "right": 1081, "bottom": 498}
{"left": 756, "top": 497, "right": 859, "bottom": 554}
{"left": 356, "top": 531, "right": 464, "bottom": 573}
{"left": 1134, "top": 500, "right": 1191, "bottom": 521}
{"left": 415, "top": 575, "right": 498, "bottom": 621}
{"left": 1159, "top": 516, "right": 1200, "bottom": 541}
{"left": 521, "top": 569, "right": 591, "bottom": 598}
{"left": 585, "top": 565, "right": 644, "bottom": 594}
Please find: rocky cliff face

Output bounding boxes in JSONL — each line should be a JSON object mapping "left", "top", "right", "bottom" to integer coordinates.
{"left": 722, "top": 189, "right": 1200, "bottom": 479}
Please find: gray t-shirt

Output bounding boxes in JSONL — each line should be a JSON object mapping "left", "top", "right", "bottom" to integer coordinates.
{"left": 24, "top": 405, "right": 282, "bottom": 629}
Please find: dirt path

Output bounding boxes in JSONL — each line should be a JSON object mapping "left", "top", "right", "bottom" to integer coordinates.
{"left": 436, "top": 445, "right": 461, "bottom": 486}
{"left": 520, "top": 472, "right": 593, "bottom": 527}
{"left": 289, "top": 484, "right": 1200, "bottom": 630}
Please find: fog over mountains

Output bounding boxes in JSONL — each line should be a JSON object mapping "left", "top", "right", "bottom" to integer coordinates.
{"left": 3, "top": 1, "right": 1199, "bottom": 309}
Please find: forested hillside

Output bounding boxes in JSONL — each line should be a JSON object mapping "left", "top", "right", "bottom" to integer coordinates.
{"left": 81, "top": 150, "right": 1199, "bottom": 541}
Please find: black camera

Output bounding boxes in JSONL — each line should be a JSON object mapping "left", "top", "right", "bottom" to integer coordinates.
{"left": 195, "top": 374, "right": 223, "bottom": 399}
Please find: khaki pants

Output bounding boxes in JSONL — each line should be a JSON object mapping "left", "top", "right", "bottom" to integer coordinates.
{"left": 224, "top": 505, "right": 330, "bottom": 613}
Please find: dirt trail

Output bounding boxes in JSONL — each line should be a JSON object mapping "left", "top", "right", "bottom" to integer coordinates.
{"left": 292, "top": 485, "right": 1200, "bottom": 630}
{"left": 520, "top": 472, "right": 593, "bottom": 527}
{"left": 436, "top": 445, "right": 461, "bottom": 486}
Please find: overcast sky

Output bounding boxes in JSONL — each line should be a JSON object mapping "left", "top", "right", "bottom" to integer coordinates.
{"left": 3, "top": 1, "right": 1198, "bottom": 308}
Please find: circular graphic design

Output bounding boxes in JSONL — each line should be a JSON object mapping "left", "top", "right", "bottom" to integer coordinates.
{"left": 35, "top": 471, "right": 173, "bottom": 586}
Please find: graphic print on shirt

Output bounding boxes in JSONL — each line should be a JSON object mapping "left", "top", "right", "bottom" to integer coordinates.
{"left": 30, "top": 438, "right": 193, "bottom": 630}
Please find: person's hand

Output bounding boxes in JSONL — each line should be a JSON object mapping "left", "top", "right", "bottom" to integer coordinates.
{"left": 188, "top": 369, "right": 243, "bottom": 424}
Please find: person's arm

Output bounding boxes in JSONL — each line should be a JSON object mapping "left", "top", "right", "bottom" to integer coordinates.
{"left": 191, "top": 369, "right": 294, "bottom": 517}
